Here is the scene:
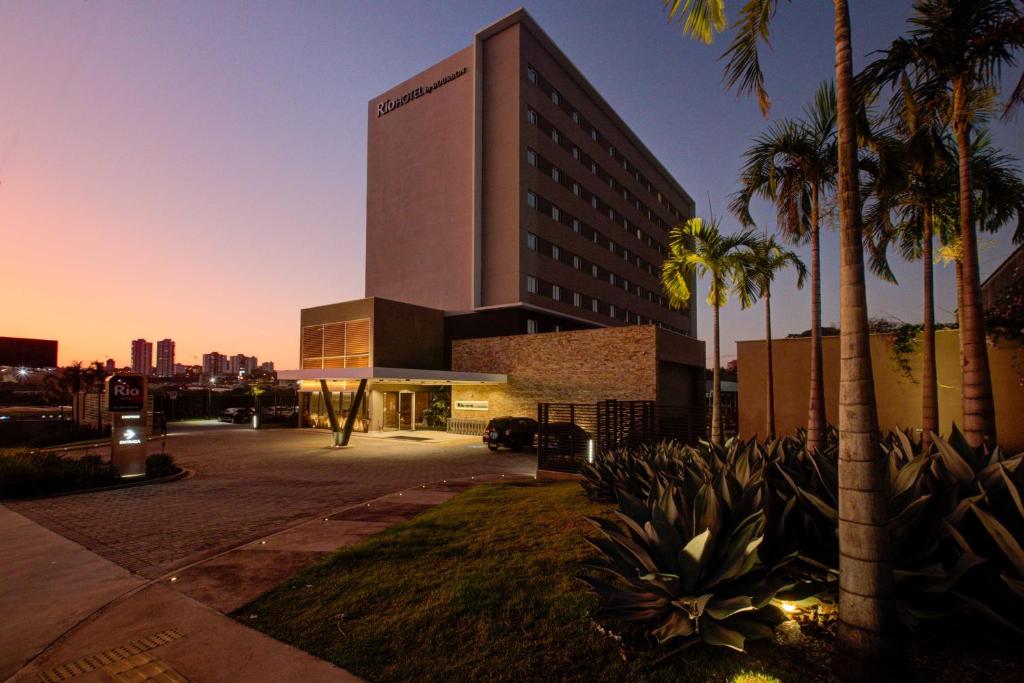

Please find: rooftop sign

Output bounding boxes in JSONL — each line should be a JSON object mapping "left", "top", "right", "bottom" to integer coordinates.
{"left": 376, "top": 67, "right": 468, "bottom": 118}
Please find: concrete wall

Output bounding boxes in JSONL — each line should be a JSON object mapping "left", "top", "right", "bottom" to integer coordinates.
{"left": 451, "top": 324, "right": 703, "bottom": 421}
{"left": 736, "top": 329, "right": 1024, "bottom": 451}
{"left": 365, "top": 46, "right": 475, "bottom": 311}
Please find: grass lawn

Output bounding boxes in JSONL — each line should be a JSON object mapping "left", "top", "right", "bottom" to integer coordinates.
{"left": 239, "top": 481, "right": 1024, "bottom": 682}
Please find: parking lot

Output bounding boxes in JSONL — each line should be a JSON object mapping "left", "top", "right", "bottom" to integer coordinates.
{"left": 7, "top": 421, "right": 536, "bottom": 579}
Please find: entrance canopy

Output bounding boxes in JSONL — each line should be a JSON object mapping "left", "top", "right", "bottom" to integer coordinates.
{"left": 277, "top": 366, "right": 506, "bottom": 385}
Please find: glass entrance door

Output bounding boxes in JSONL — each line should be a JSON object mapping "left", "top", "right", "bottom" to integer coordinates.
{"left": 383, "top": 392, "right": 399, "bottom": 430}
{"left": 398, "top": 392, "right": 414, "bottom": 431}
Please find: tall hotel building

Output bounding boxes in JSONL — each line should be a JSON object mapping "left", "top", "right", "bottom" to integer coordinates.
{"left": 366, "top": 10, "right": 694, "bottom": 337}
{"left": 283, "top": 10, "right": 704, "bottom": 435}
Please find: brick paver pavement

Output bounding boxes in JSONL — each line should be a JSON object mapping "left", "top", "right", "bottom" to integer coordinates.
{"left": 8, "top": 422, "right": 534, "bottom": 579}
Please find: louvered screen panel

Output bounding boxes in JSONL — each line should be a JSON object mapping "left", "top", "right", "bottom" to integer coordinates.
{"left": 323, "top": 357, "right": 345, "bottom": 368}
{"left": 301, "top": 326, "right": 323, "bottom": 368}
{"left": 345, "top": 355, "right": 369, "bottom": 368}
{"left": 345, "top": 318, "right": 371, "bottom": 357}
{"left": 322, "top": 322, "right": 346, "bottom": 358}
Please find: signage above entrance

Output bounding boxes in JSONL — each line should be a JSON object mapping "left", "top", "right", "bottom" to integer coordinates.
{"left": 106, "top": 374, "right": 147, "bottom": 412}
{"left": 376, "top": 67, "right": 468, "bottom": 118}
{"left": 455, "top": 400, "right": 489, "bottom": 411}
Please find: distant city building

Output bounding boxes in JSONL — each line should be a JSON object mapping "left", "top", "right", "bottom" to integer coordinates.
{"left": 130, "top": 339, "right": 153, "bottom": 376}
{"left": 203, "top": 352, "right": 227, "bottom": 377}
{"left": 173, "top": 362, "right": 188, "bottom": 376}
{"left": 246, "top": 356, "right": 258, "bottom": 373}
{"left": 156, "top": 338, "right": 175, "bottom": 377}
{"left": 261, "top": 361, "right": 274, "bottom": 372}
{"left": 105, "top": 358, "right": 116, "bottom": 373}
{"left": 0, "top": 337, "right": 58, "bottom": 368}
{"left": 981, "top": 244, "right": 1023, "bottom": 309}
{"left": 229, "top": 354, "right": 259, "bottom": 374}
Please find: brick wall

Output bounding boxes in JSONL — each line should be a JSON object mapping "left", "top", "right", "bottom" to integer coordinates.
{"left": 451, "top": 325, "right": 659, "bottom": 420}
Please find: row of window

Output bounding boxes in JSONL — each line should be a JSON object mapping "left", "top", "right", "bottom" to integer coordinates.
{"left": 526, "top": 146, "right": 666, "bottom": 261}
{"left": 526, "top": 64, "right": 685, "bottom": 226}
{"left": 525, "top": 188, "right": 667, "bottom": 289}
{"left": 525, "top": 273, "right": 661, "bottom": 326}
{"left": 525, "top": 230, "right": 678, "bottom": 312}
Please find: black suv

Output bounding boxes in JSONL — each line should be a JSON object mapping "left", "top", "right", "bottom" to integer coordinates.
{"left": 483, "top": 417, "right": 538, "bottom": 452}
{"left": 219, "top": 407, "right": 254, "bottom": 423}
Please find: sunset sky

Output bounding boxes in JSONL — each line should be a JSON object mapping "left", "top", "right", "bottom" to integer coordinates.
{"left": 2, "top": 1, "right": 1021, "bottom": 368}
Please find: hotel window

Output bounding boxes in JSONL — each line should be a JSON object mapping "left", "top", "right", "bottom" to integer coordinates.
{"left": 572, "top": 182, "right": 580, "bottom": 196}
{"left": 608, "top": 176, "right": 615, "bottom": 188}
{"left": 554, "top": 324, "right": 562, "bottom": 332}
{"left": 572, "top": 111, "right": 580, "bottom": 125}
{"left": 623, "top": 278, "right": 630, "bottom": 292}
{"left": 592, "top": 231, "right": 600, "bottom": 244}
{"left": 572, "top": 147, "right": 580, "bottom": 160}
{"left": 591, "top": 298, "right": 599, "bottom": 313}
{"left": 527, "top": 276, "right": 538, "bottom": 294}
{"left": 551, "top": 205, "right": 560, "bottom": 221}
{"left": 526, "top": 148, "right": 537, "bottom": 166}
{"left": 527, "top": 319, "right": 538, "bottom": 334}
{"left": 608, "top": 241, "right": 616, "bottom": 254}
{"left": 608, "top": 145, "right": 615, "bottom": 157}
{"left": 572, "top": 255, "right": 581, "bottom": 270}
{"left": 527, "top": 107, "right": 537, "bottom": 125}
{"left": 527, "top": 233, "right": 537, "bottom": 250}
{"left": 624, "top": 310, "right": 631, "bottom": 323}
{"left": 609, "top": 272, "right": 617, "bottom": 285}
{"left": 573, "top": 292, "right": 582, "bottom": 308}
{"left": 591, "top": 196, "right": 598, "bottom": 209}
{"left": 590, "top": 161, "right": 597, "bottom": 174}
{"left": 551, "top": 129, "right": 559, "bottom": 144}
{"left": 551, "top": 90, "right": 560, "bottom": 105}
{"left": 552, "top": 285, "right": 561, "bottom": 301}
{"left": 608, "top": 208, "right": 615, "bottom": 220}
{"left": 622, "top": 249, "right": 630, "bottom": 261}
{"left": 551, "top": 167, "right": 560, "bottom": 182}
{"left": 610, "top": 304, "right": 617, "bottom": 318}
{"left": 591, "top": 128, "right": 598, "bottom": 141}
{"left": 572, "top": 218, "right": 581, "bottom": 233}
{"left": 527, "top": 66, "right": 537, "bottom": 83}
{"left": 591, "top": 264, "right": 599, "bottom": 277}
{"left": 551, "top": 245, "right": 560, "bottom": 260}
{"left": 527, "top": 191, "right": 537, "bottom": 208}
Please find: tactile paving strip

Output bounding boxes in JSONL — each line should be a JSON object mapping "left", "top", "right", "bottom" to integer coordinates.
{"left": 37, "top": 629, "right": 185, "bottom": 682}
{"left": 104, "top": 652, "right": 187, "bottom": 682}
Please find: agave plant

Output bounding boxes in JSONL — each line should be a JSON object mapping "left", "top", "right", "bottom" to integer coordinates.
{"left": 579, "top": 441, "right": 792, "bottom": 655}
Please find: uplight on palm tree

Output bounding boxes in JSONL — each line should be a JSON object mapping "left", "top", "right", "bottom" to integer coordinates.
{"left": 661, "top": 216, "right": 761, "bottom": 445}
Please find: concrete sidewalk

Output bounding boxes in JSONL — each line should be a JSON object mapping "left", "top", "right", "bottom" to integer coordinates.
{"left": 3, "top": 473, "right": 523, "bottom": 682}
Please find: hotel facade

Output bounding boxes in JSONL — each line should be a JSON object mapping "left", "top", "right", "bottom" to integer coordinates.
{"left": 281, "top": 10, "right": 705, "bottom": 437}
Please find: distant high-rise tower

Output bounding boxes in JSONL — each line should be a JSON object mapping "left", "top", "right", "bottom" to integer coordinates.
{"left": 130, "top": 339, "right": 153, "bottom": 376}
{"left": 156, "top": 339, "right": 175, "bottom": 377}
{"left": 202, "top": 352, "right": 227, "bottom": 377}
{"left": 105, "top": 358, "right": 116, "bottom": 373}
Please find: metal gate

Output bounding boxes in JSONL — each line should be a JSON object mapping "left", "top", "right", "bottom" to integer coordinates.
{"left": 537, "top": 400, "right": 657, "bottom": 473}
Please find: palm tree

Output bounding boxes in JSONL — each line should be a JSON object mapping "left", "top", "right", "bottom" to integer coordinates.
{"left": 862, "top": 74, "right": 956, "bottom": 450}
{"left": 664, "top": 1, "right": 901, "bottom": 676}
{"left": 752, "top": 234, "right": 807, "bottom": 439}
{"left": 731, "top": 82, "right": 837, "bottom": 452}
{"left": 858, "top": 0, "right": 1024, "bottom": 448}
{"left": 661, "top": 217, "right": 761, "bottom": 444}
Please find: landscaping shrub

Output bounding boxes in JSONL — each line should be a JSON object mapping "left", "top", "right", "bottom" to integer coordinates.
{"left": 0, "top": 451, "right": 119, "bottom": 499}
{"left": 146, "top": 452, "right": 178, "bottom": 478}
{"left": 578, "top": 426, "right": 1024, "bottom": 662}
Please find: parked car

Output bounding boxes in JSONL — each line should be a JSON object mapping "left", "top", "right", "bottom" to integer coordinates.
{"left": 483, "top": 417, "right": 538, "bottom": 452}
{"left": 533, "top": 422, "right": 591, "bottom": 454}
{"left": 219, "top": 407, "right": 254, "bottom": 423}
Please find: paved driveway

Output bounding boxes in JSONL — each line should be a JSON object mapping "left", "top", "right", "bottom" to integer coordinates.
{"left": 7, "top": 422, "right": 535, "bottom": 579}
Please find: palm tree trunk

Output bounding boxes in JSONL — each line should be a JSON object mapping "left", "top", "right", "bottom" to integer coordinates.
{"left": 953, "top": 79, "right": 996, "bottom": 448}
{"left": 832, "top": 0, "right": 901, "bottom": 678}
{"left": 807, "top": 186, "right": 828, "bottom": 452}
{"left": 922, "top": 205, "right": 939, "bottom": 450}
{"left": 711, "top": 299, "right": 723, "bottom": 445}
{"left": 765, "top": 284, "right": 776, "bottom": 439}
{"left": 955, "top": 258, "right": 965, "bottom": 362}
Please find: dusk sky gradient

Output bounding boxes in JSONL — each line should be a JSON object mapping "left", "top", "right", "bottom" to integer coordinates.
{"left": 2, "top": 1, "right": 1021, "bottom": 368}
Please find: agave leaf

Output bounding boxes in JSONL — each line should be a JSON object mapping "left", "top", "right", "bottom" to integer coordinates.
{"left": 895, "top": 428, "right": 915, "bottom": 461}
{"left": 698, "top": 617, "right": 747, "bottom": 652}
{"left": 1003, "top": 574, "right": 1024, "bottom": 601}
{"left": 616, "top": 489, "right": 650, "bottom": 527}
{"left": 651, "top": 610, "right": 696, "bottom": 643}
{"left": 725, "top": 615, "right": 777, "bottom": 641}
{"left": 947, "top": 424, "right": 982, "bottom": 470}
{"left": 947, "top": 491, "right": 986, "bottom": 525}
{"left": 680, "top": 528, "right": 712, "bottom": 590}
{"left": 889, "top": 493, "right": 932, "bottom": 554}
{"left": 891, "top": 453, "right": 932, "bottom": 499}
{"left": 942, "top": 519, "right": 977, "bottom": 556}
{"left": 970, "top": 504, "right": 1024, "bottom": 577}
{"left": 999, "top": 465, "right": 1024, "bottom": 520}
{"left": 933, "top": 434, "right": 976, "bottom": 486}
{"left": 694, "top": 483, "right": 722, "bottom": 538}
{"left": 705, "top": 596, "right": 755, "bottom": 620}
{"left": 952, "top": 591, "right": 1024, "bottom": 636}
{"left": 796, "top": 486, "right": 839, "bottom": 523}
